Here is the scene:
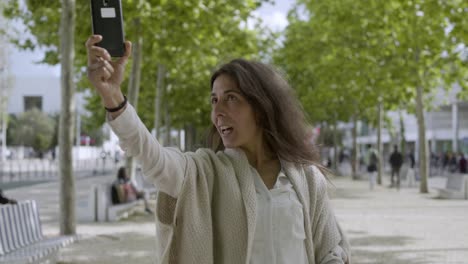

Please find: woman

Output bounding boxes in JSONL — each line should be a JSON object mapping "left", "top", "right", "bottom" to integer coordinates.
{"left": 86, "top": 35, "right": 350, "bottom": 264}
{"left": 112, "top": 166, "right": 153, "bottom": 214}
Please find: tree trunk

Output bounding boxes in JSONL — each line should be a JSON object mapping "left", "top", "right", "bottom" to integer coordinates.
{"left": 0, "top": 4, "right": 15, "bottom": 166}
{"left": 154, "top": 64, "right": 165, "bottom": 141}
{"left": 184, "top": 123, "right": 196, "bottom": 151}
{"left": 125, "top": 18, "right": 143, "bottom": 181}
{"left": 332, "top": 122, "right": 338, "bottom": 174}
{"left": 59, "top": 0, "right": 76, "bottom": 235}
{"left": 351, "top": 114, "right": 359, "bottom": 180}
{"left": 399, "top": 110, "right": 406, "bottom": 158}
{"left": 452, "top": 101, "right": 459, "bottom": 152}
{"left": 416, "top": 85, "right": 429, "bottom": 193}
{"left": 377, "top": 99, "right": 383, "bottom": 185}
{"left": 164, "top": 101, "right": 171, "bottom": 146}
{"left": 0, "top": 114, "right": 6, "bottom": 163}
{"left": 177, "top": 129, "right": 182, "bottom": 149}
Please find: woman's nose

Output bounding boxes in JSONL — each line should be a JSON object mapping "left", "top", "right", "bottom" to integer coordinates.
{"left": 213, "top": 101, "right": 226, "bottom": 116}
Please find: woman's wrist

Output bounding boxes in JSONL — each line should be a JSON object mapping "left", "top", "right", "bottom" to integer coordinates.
{"left": 102, "top": 91, "right": 125, "bottom": 109}
{"left": 105, "top": 95, "right": 127, "bottom": 112}
{"left": 102, "top": 91, "right": 127, "bottom": 119}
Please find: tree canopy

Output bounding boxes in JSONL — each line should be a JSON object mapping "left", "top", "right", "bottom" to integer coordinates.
{"left": 7, "top": 109, "right": 56, "bottom": 152}
{"left": 3, "top": 0, "right": 275, "bottom": 133}
{"left": 275, "top": 0, "right": 467, "bottom": 124}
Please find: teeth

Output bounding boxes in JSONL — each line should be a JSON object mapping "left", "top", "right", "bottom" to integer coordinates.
{"left": 219, "top": 126, "right": 232, "bottom": 134}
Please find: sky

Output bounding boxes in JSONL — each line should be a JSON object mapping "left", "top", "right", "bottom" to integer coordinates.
{"left": 8, "top": 0, "right": 295, "bottom": 78}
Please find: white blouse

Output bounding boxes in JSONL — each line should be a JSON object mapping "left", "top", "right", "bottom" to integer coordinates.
{"left": 250, "top": 167, "right": 308, "bottom": 264}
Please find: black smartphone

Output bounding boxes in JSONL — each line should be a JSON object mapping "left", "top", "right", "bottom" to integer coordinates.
{"left": 90, "top": 0, "right": 125, "bottom": 57}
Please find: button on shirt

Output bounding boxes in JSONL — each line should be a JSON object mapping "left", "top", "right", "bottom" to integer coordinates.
{"left": 250, "top": 167, "right": 308, "bottom": 264}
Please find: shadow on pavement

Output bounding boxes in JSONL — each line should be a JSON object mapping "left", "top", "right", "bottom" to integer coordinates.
{"left": 348, "top": 232, "right": 463, "bottom": 264}
{"left": 351, "top": 235, "right": 416, "bottom": 247}
{"left": 57, "top": 232, "right": 156, "bottom": 264}
{"left": 351, "top": 248, "right": 438, "bottom": 264}
{"left": 329, "top": 187, "right": 370, "bottom": 199}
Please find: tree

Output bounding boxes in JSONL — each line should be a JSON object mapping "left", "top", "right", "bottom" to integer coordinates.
{"left": 58, "top": 0, "right": 76, "bottom": 235}
{"left": 275, "top": 0, "right": 399, "bottom": 179}
{"left": 380, "top": 0, "right": 467, "bottom": 193}
{"left": 276, "top": 0, "right": 467, "bottom": 193}
{"left": 0, "top": 2, "right": 14, "bottom": 162}
{"left": 7, "top": 109, "right": 56, "bottom": 153}
{"left": 3, "top": 0, "right": 274, "bottom": 149}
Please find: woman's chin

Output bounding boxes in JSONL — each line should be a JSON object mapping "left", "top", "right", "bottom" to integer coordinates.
{"left": 222, "top": 141, "right": 237, "bottom": 149}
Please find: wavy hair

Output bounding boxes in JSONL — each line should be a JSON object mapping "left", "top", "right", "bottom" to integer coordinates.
{"left": 207, "top": 59, "right": 320, "bottom": 165}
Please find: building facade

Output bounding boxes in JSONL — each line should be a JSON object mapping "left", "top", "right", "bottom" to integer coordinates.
{"left": 7, "top": 76, "right": 62, "bottom": 114}
{"left": 347, "top": 86, "right": 468, "bottom": 161}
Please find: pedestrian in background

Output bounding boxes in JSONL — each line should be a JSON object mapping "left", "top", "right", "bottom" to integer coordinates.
{"left": 86, "top": 34, "right": 350, "bottom": 264}
{"left": 408, "top": 148, "right": 415, "bottom": 169}
{"left": 459, "top": 153, "right": 467, "bottom": 174}
{"left": 389, "top": 145, "right": 403, "bottom": 189}
{"left": 366, "top": 144, "right": 378, "bottom": 190}
{"left": 406, "top": 148, "right": 416, "bottom": 187}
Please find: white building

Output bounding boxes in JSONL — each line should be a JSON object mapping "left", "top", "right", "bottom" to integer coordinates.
{"left": 347, "top": 85, "right": 468, "bottom": 157}
{"left": 7, "top": 76, "right": 61, "bottom": 114}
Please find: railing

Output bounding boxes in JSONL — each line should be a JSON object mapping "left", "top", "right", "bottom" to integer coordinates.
{"left": 0, "top": 157, "right": 121, "bottom": 183}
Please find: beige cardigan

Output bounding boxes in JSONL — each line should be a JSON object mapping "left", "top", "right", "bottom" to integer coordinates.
{"left": 109, "top": 105, "right": 350, "bottom": 264}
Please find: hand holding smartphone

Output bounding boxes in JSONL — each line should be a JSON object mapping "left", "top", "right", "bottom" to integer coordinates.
{"left": 90, "top": 0, "right": 125, "bottom": 57}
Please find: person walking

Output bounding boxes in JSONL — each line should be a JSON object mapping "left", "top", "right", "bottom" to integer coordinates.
{"left": 406, "top": 148, "right": 416, "bottom": 187}
{"left": 85, "top": 35, "right": 350, "bottom": 264}
{"left": 389, "top": 145, "right": 404, "bottom": 189}
{"left": 366, "top": 144, "right": 378, "bottom": 190}
{"left": 459, "top": 153, "right": 467, "bottom": 174}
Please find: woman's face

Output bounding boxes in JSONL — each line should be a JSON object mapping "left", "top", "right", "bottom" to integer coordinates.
{"left": 211, "top": 74, "right": 262, "bottom": 150}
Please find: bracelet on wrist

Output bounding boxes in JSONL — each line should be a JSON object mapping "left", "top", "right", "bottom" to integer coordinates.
{"left": 104, "top": 95, "right": 127, "bottom": 112}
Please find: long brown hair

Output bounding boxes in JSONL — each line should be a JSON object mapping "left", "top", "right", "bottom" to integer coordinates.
{"left": 207, "top": 58, "right": 320, "bottom": 166}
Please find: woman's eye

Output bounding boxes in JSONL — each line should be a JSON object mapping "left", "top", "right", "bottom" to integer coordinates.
{"left": 210, "top": 98, "right": 217, "bottom": 104}
{"left": 227, "top": 94, "right": 236, "bottom": 101}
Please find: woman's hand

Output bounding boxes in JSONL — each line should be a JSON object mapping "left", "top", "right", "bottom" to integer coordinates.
{"left": 85, "top": 35, "right": 132, "bottom": 110}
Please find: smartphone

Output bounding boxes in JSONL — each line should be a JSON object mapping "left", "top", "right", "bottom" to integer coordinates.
{"left": 90, "top": 0, "right": 125, "bottom": 57}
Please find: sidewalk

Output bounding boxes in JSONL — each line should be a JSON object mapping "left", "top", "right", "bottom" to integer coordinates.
{"left": 331, "top": 175, "right": 468, "bottom": 264}
{"left": 3, "top": 172, "right": 467, "bottom": 264}
{"left": 3, "top": 171, "right": 157, "bottom": 264}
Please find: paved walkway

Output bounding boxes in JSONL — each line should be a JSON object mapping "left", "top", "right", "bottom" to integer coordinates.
{"left": 2, "top": 172, "right": 467, "bottom": 264}
{"left": 331, "top": 176, "right": 468, "bottom": 264}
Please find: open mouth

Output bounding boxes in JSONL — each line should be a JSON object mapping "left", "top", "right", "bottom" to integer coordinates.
{"left": 219, "top": 126, "right": 234, "bottom": 135}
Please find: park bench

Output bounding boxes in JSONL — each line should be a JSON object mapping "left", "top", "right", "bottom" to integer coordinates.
{"left": 0, "top": 200, "right": 76, "bottom": 264}
{"left": 77, "top": 183, "right": 149, "bottom": 222}
{"left": 436, "top": 173, "right": 468, "bottom": 200}
{"left": 77, "top": 173, "right": 156, "bottom": 222}
{"left": 77, "top": 183, "right": 140, "bottom": 222}
{"left": 104, "top": 183, "right": 144, "bottom": 222}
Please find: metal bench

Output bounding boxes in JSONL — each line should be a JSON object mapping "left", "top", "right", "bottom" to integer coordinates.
{"left": 436, "top": 174, "right": 468, "bottom": 200}
{"left": 0, "top": 200, "right": 76, "bottom": 264}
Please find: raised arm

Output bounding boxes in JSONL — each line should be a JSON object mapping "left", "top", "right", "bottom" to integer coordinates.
{"left": 85, "top": 35, "right": 185, "bottom": 198}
